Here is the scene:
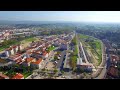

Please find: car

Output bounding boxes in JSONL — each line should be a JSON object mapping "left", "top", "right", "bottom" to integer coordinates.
{"left": 55, "top": 61, "right": 58, "bottom": 63}
{"left": 61, "top": 76, "right": 65, "bottom": 78}
{"left": 58, "top": 73, "right": 62, "bottom": 76}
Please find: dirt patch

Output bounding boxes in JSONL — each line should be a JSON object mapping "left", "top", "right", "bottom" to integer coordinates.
{"left": 21, "top": 37, "right": 40, "bottom": 49}
{"left": 0, "top": 59, "right": 7, "bottom": 63}
{"left": 45, "top": 62, "right": 55, "bottom": 70}
{"left": 87, "top": 48, "right": 98, "bottom": 67}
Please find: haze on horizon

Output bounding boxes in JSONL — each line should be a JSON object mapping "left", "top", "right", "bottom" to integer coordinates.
{"left": 0, "top": 11, "right": 120, "bottom": 23}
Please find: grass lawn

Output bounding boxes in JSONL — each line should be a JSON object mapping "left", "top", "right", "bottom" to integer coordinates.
{"left": 79, "top": 34, "right": 89, "bottom": 39}
{"left": 69, "top": 35, "right": 78, "bottom": 69}
{"left": 21, "top": 37, "right": 37, "bottom": 42}
{"left": 0, "top": 37, "right": 38, "bottom": 52}
{"left": 22, "top": 72, "right": 33, "bottom": 78}
{"left": 0, "top": 40, "right": 20, "bottom": 52}
{"left": 74, "top": 45, "right": 78, "bottom": 55}
{"left": 48, "top": 46, "right": 55, "bottom": 51}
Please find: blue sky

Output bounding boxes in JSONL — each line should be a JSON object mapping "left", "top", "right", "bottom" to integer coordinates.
{"left": 0, "top": 11, "right": 120, "bottom": 22}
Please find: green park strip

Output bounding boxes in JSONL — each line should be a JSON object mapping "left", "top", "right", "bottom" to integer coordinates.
{"left": 79, "top": 34, "right": 89, "bottom": 39}
{"left": 22, "top": 72, "right": 33, "bottom": 78}
{"left": 22, "top": 37, "right": 37, "bottom": 42}
{"left": 47, "top": 46, "right": 55, "bottom": 51}
{"left": 69, "top": 35, "right": 78, "bottom": 69}
{"left": 79, "top": 34, "right": 102, "bottom": 66}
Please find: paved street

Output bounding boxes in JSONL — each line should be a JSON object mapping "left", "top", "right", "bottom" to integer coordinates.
{"left": 57, "top": 50, "right": 66, "bottom": 70}
{"left": 27, "top": 48, "right": 57, "bottom": 79}
{"left": 95, "top": 64, "right": 107, "bottom": 79}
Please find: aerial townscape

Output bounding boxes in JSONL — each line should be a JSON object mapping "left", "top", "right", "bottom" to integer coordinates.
{"left": 0, "top": 11, "right": 120, "bottom": 79}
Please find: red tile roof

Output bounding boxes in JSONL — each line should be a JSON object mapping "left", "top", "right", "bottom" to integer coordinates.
{"left": 6, "top": 47, "right": 12, "bottom": 51}
{"left": 32, "top": 58, "right": 42, "bottom": 65}
{"left": 26, "top": 57, "right": 34, "bottom": 63}
{"left": 12, "top": 73, "right": 24, "bottom": 79}
{"left": 43, "top": 52, "right": 48, "bottom": 56}
{"left": 16, "top": 58, "right": 22, "bottom": 63}
{"left": 12, "top": 45, "right": 17, "bottom": 48}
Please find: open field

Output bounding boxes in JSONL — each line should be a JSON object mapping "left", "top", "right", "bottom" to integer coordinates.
{"left": 0, "top": 37, "right": 40, "bottom": 52}
{"left": 21, "top": 37, "right": 40, "bottom": 48}
{"left": 45, "top": 62, "right": 55, "bottom": 70}
{"left": 79, "top": 34, "right": 102, "bottom": 66}
{"left": 0, "top": 40, "right": 20, "bottom": 52}
{"left": 47, "top": 46, "right": 55, "bottom": 51}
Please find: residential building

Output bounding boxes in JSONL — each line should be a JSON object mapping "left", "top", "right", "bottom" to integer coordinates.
{"left": 12, "top": 73, "right": 24, "bottom": 79}
{"left": 42, "top": 51, "right": 48, "bottom": 58}
{"left": 30, "top": 58, "right": 43, "bottom": 69}
{"left": 22, "top": 57, "right": 35, "bottom": 67}
{"left": 60, "top": 44, "right": 67, "bottom": 50}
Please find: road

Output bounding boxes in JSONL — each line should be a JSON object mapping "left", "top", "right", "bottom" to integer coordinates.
{"left": 95, "top": 63, "right": 107, "bottom": 79}
{"left": 26, "top": 47, "right": 59, "bottom": 79}
{"left": 57, "top": 50, "right": 66, "bottom": 70}
{"left": 95, "top": 39, "right": 112, "bottom": 79}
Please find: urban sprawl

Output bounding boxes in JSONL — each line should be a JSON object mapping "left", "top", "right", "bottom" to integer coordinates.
{"left": 0, "top": 23, "right": 120, "bottom": 79}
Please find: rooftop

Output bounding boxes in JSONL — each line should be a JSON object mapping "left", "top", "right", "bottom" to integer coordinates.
{"left": 12, "top": 73, "right": 24, "bottom": 79}
{"left": 32, "top": 58, "right": 42, "bottom": 65}
{"left": 25, "top": 57, "right": 34, "bottom": 63}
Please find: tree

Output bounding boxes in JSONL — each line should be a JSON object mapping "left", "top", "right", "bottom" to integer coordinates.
{"left": 54, "top": 56, "right": 58, "bottom": 60}
{"left": 53, "top": 69, "right": 58, "bottom": 74}
{"left": 42, "top": 68, "right": 45, "bottom": 71}
{"left": 61, "top": 70, "right": 64, "bottom": 74}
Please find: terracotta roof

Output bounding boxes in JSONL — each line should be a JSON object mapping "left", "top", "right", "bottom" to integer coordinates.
{"left": 43, "top": 52, "right": 47, "bottom": 56}
{"left": 26, "top": 57, "right": 34, "bottom": 63}
{"left": 32, "top": 58, "right": 42, "bottom": 65}
{"left": 16, "top": 58, "right": 22, "bottom": 63}
{"left": 6, "top": 47, "right": 12, "bottom": 51}
{"left": 80, "top": 63, "right": 93, "bottom": 67}
{"left": 12, "top": 45, "right": 17, "bottom": 48}
{"left": 12, "top": 73, "right": 24, "bottom": 79}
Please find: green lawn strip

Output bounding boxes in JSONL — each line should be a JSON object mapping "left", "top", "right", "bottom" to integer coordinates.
{"left": 22, "top": 72, "right": 33, "bottom": 78}
{"left": 70, "top": 36, "right": 78, "bottom": 69}
{"left": 47, "top": 46, "right": 55, "bottom": 51}
{"left": 79, "top": 34, "right": 89, "bottom": 39}
{"left": 79, "top": 33, "right": 102, "bottom": 65}
{"left": 23, "top": 37, "right": 37, "bottom": 42}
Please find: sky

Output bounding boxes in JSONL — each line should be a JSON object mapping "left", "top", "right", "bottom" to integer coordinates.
{"left": 0, "top": 11, "right": 120, "bottom": 22}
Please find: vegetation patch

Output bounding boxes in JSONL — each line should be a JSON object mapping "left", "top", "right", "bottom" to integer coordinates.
{"left": 79, "top": 34, "right": 102, "bottom": 66}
